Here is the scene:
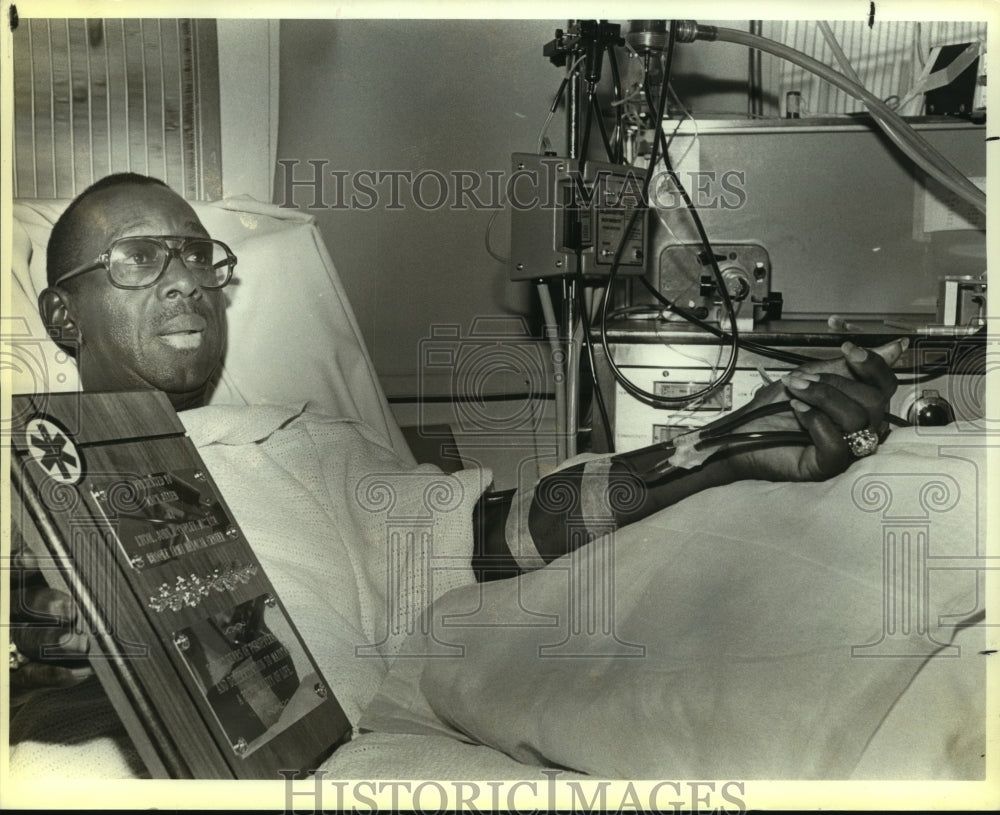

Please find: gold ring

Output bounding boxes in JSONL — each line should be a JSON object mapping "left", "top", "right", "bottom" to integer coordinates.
{"left": 844, "top": 428, "right": 879, "bottom": 458}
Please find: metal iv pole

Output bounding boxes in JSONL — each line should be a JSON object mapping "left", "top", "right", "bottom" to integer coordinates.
{"left": 563, "top": 58, "right": 580, "bottom": 460}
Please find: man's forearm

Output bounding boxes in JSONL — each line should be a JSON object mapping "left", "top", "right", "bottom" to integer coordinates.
{"left": 522, "top": 446, "right": 739, "bottom": 565}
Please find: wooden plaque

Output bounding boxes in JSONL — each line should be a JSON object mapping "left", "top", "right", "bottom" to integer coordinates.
{"left": 9, "top": 390, "right": 351, "bottom": 779}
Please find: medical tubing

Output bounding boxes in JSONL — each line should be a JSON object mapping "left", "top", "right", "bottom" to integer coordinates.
{"left": 620, "top": 430, "right": 812, "bottom": 485}
{"left": 708, "top": 27, "right": 985, "bottom": 214}
{"left": 538, "top": 54, "right": 586, "bottom": 154}
{"left": 575, "top": 277, "right": 613, "bottom": 453}
{"left": 816, "top": 21, "right": 863, "bottom": 85}
{"left": 654, "top": 121, "right": 741, "bottom": 349}
{"left": 552, "top": 54, "right": 587, "bottom": 114}
{"left": 606, "top": 42, "right": 625, "bottom": 162}
{"left": 695, "top": 429, "right": 810, "bottom": 452}
{"left": 699, "top": 399, "right": 793, "bottom": 438}
{"left": 714, "top": 25, "right": 983, "bottom": 205}
{"left": 644, "top": 401, "right": 793, "bottom": 477}
{"left": 624, "top": 104, "right": 744, "bottom": 394}
{"left": 538, "top": 282, "right": 567, "bottom": 464}
{"left": 581, "top": 86, "right": 596, "bottom": 162}
{"left": 816, "top": 19, "right": 977, "bottom": 199}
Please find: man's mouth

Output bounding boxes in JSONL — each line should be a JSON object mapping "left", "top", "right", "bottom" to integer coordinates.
{"left": 158, "top": 314, "right": 208, "bottom": 350}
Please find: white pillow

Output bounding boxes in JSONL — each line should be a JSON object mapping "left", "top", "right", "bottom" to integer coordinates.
{"left": 9, "top": 197, "right": 413, "bottom": 463}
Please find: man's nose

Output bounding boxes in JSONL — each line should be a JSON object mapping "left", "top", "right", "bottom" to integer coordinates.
{"left": 156, "top": 255, "right": 203, "bottom": 298}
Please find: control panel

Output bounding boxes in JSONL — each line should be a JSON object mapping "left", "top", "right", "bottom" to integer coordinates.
{"left": 657, "top": 242, "right": 780, "bottom": 331}
{"left": 509, "top": 153, "right": 648, "bottom": 280}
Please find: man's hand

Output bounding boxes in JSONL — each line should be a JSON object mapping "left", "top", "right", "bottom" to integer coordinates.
{"left": 9, "top": 543, "right": 92, "bottom": 706}
{"left": 719, "top": 339, "right": 905, "bottom": 483}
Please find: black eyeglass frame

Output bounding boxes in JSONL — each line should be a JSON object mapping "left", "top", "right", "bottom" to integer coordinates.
{"left": 52, "top": 235, "right": 238, "bottom": 290}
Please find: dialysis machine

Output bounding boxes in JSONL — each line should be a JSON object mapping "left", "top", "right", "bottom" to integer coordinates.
{"left": 507, "top": 19, "right": 988, "bottom": 457}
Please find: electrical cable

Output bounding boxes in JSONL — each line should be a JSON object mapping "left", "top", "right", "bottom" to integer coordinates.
{"left": 484, "top": 208, "right": 507, "bottom": 263}
{"left": 536, "top": 54, "right": 586, "bottom": 155}
{"left": 597, "top": 22, "right": 741, "bottom": 408}
{"left": 590, "top": 91, "right": 617, "bottom": 163}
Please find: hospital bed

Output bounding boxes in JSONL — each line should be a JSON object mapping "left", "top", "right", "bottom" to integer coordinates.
{"left": 6, "top": 196, "right": 990, "bottom": 782}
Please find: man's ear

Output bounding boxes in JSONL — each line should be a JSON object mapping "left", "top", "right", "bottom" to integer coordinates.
{"left": 38, "top": 287, "right": 81, "bottom": 347}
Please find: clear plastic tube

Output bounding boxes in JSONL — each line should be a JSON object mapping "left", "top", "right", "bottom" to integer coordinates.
{"left": 537, "top": 282, "right": 567, "bottom": 464}
{"left": 815, "top": 21, "right": 975, "bottom": 197}
{"left": 711, "top": 27, "right": 986, "bottom": 214}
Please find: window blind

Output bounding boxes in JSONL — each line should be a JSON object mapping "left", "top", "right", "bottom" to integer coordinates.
{"left": 12, "top": 18, "right": 222, "bottom": 200}
{"left": 757, "top": 20, "right": 986, "bottom": 118}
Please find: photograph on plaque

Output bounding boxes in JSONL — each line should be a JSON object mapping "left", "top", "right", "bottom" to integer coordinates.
{"left": 173, "top": 593, "right": 325, "bottom": 757}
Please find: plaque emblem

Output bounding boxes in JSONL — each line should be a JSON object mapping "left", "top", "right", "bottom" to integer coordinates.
{"left": 24, "top": 416, "right": 83, "bottom": 484}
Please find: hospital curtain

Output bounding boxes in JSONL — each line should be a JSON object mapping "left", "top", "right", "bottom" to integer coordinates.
{"left": 11, "top": 18, "right": 222, "bottom": 200}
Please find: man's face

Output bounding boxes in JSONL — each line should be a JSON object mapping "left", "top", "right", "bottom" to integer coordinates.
{"left": 55, "top": 184, "right": 227, "bottom": 407}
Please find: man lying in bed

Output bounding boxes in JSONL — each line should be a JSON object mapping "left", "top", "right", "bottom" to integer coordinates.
{"left": 8, "top": 173, "right": 903, "bottom": 774}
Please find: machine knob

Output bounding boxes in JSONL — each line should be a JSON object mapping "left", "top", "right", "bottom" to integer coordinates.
{"left": 907, "top": 389, "right": 955, "bottom": 426}
{"left": 720, "top": 267, "right": 751, "bottom": 301}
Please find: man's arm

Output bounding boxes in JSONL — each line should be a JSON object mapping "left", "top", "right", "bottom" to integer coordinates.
{"left": 477, "top": 340, "right": 903, "bottom": 571}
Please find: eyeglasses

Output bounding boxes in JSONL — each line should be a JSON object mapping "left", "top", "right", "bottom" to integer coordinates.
{"left": 53, "top": 235, "right": 238, "bottom": 290}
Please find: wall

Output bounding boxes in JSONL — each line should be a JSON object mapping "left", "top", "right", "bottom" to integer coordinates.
{"left": 275, "top": 19, "right": 568, "bottom": 397}
{"left": 218, "top": 19, "right": 280, "bottom": 202}
{"left": 669, "top": 20, "right": 753, "bottom": 115}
